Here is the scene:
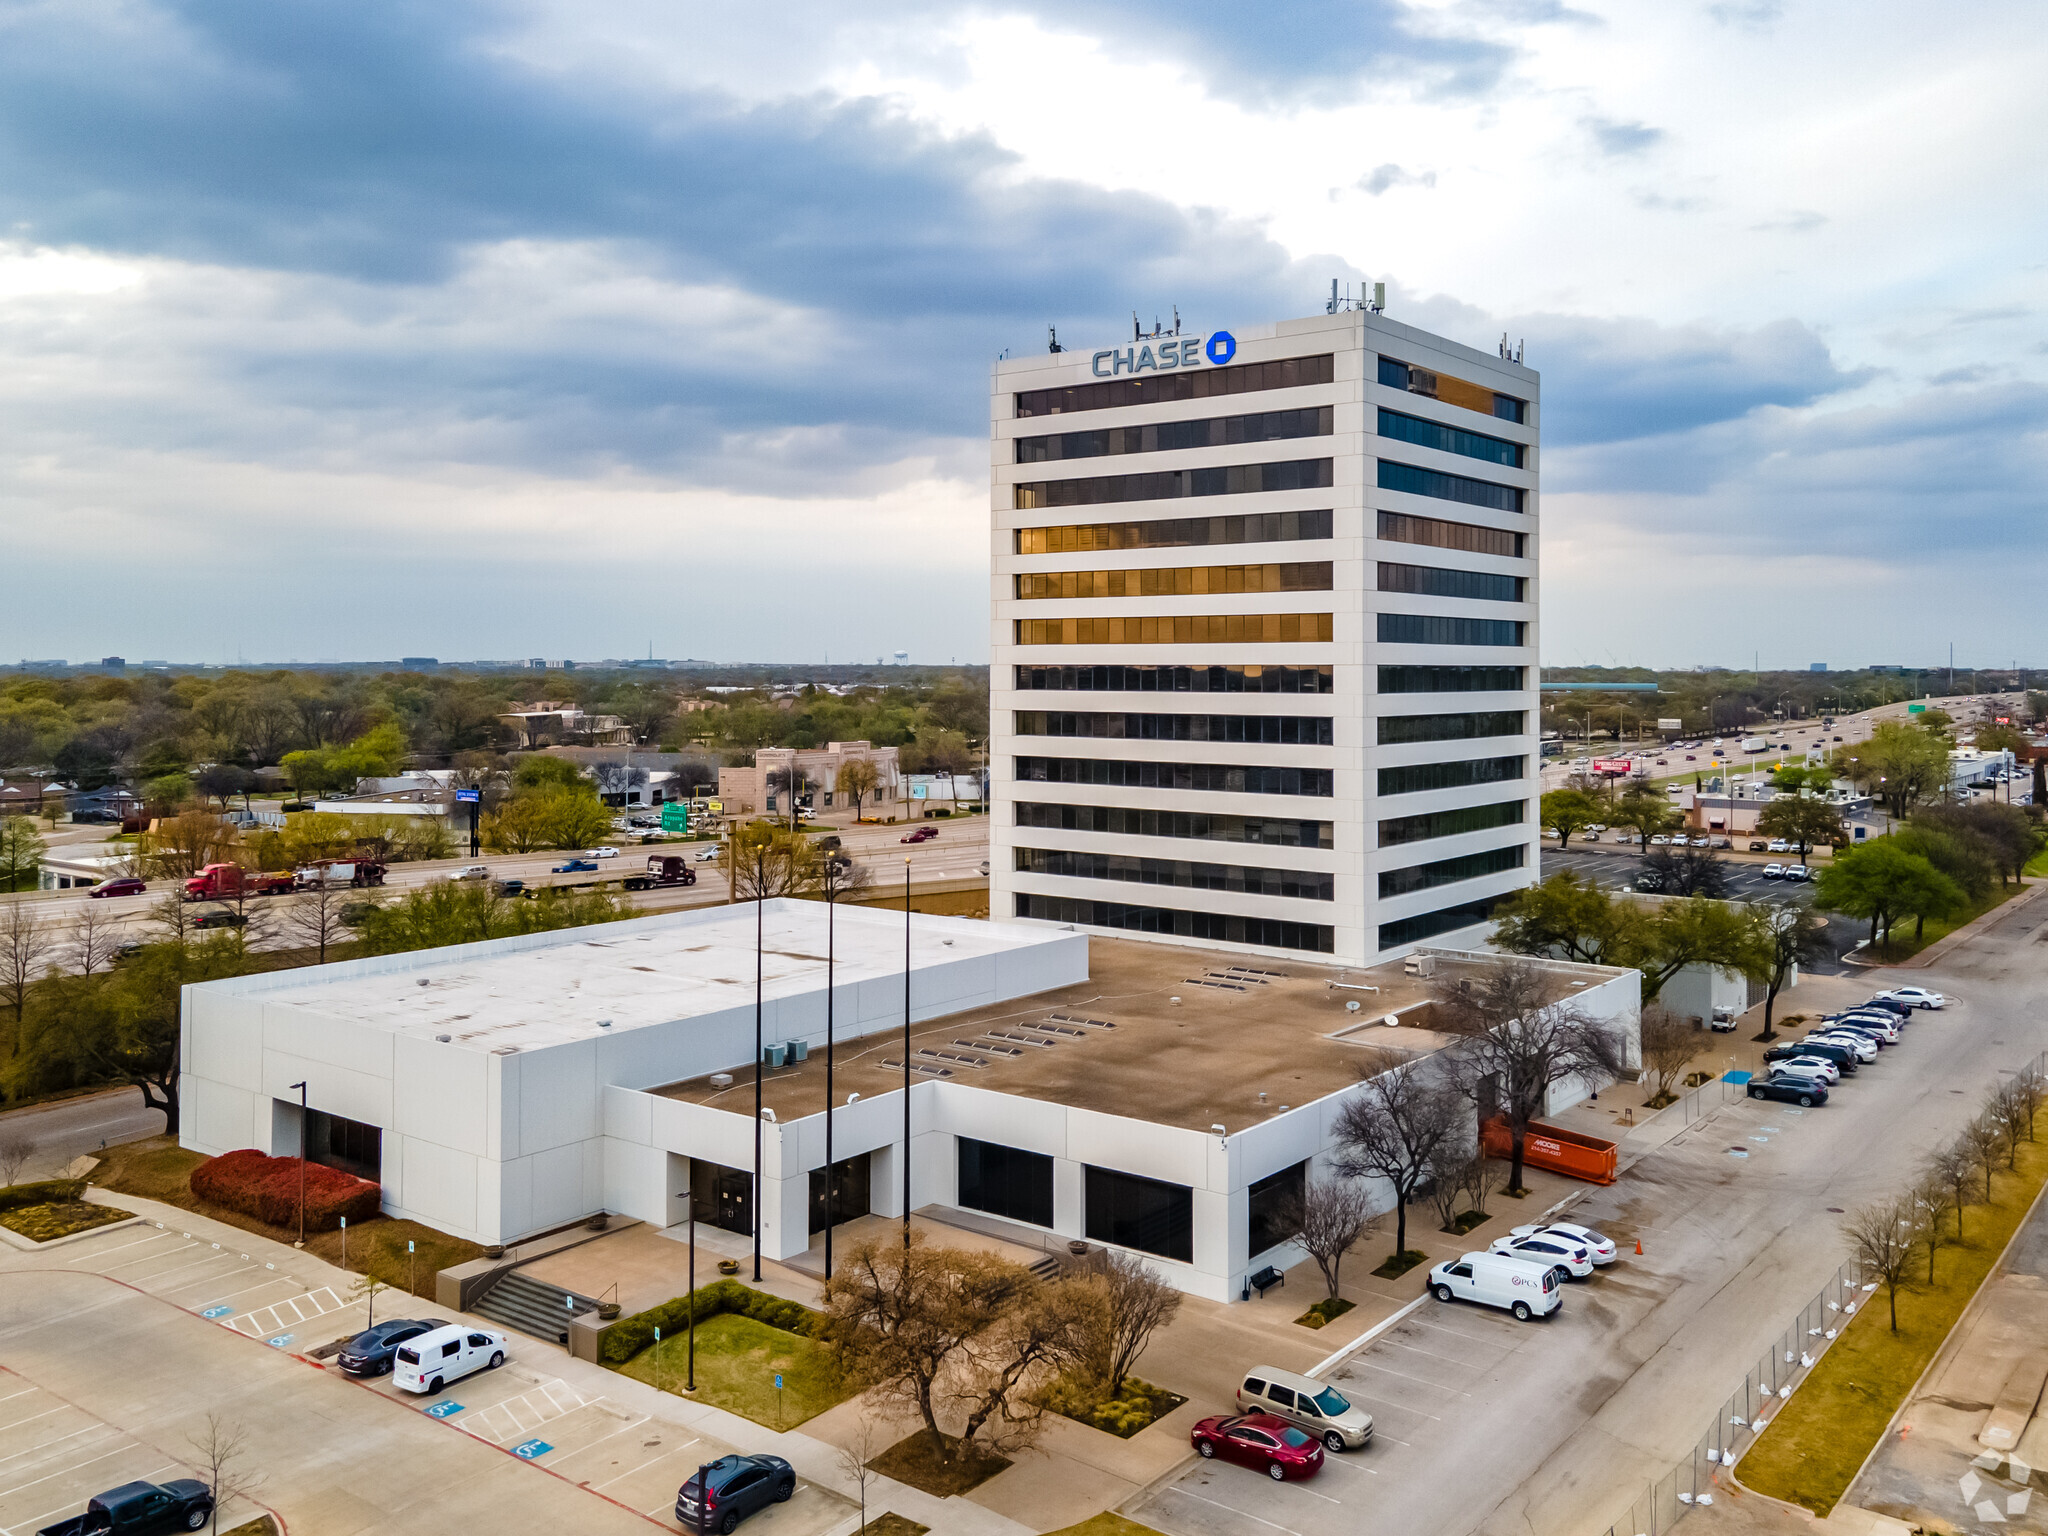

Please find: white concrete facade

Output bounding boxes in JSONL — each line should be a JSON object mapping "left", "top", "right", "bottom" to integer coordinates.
{"left": 990, "top": 310, "right": 1541, "bottom": 965}
{"left": 178, "top": 902, "right": 1087, "bottom": 1247}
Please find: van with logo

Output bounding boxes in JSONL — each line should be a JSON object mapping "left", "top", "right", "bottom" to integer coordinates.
{"left": 1427, "top": 1251, "right": 1562, "bottom": 1320}
{"left": 391, "top": 1322, "right": 507, "bottom": 1394}
{"left": 1233, "top": 1365, "right": 1374, "bottom": 1452}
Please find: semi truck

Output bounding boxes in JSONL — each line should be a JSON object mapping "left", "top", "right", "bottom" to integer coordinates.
{"left": 622, "top": 855, "right": 698, "bottom": 891}
{"left": 181, "top": 863, "right": 296, "bottom": 901}
{"left": 1740, "top": 736, "right": 1769, "bottom": 754}
{"left": 294, "top": 859, "right": 388, "bottom": 889}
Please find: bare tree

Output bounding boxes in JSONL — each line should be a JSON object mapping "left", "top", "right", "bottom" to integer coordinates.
{"left": 2010, "top": 1067, "right": 2047, "bottom": 1142}
{"left": 1461, "top": 1149, "right": 1506, "bottom": 1218}
{"left": 1914, "top": 1173, "right": 1956, "bottom": 1284}
{"left": 1070, "top": 1248, "right": 1182, "bottom": 1398}
{"left": 836, "top": 1420, "right": 883, "bottom": 1534}
{"left": 149, "top": 892, "right": 194, "bottom": 947}
{"left": 1281, "top": 1178, "right": 1376, "bottom": 1297}
{"left": 185, "top": 1412, "right": 264, "bottom": 1536}
{"left": 0, "top": 900, "right": 54, "bottom": 1028}
{"left": 1740, "top": 897, "right": 1831, "bottom": 1040}
{"left": 590, "top": 760, "right": 649, "bottom": 807}
{"left": 1638, "top": 1005, "right": 1701, "bottom": 1104}
{"left": 349, "top": 1273, "right": 393, "bottom": 1329}
{"left": 69, "top": 902, "right": 121, "bottom": 976}
{"left": 1991, "top": 1075, "right": 2040, "bottom": 1160}
{"left": 1433, "top": 959, "right": 1624, "bottom": 1195}
{"left": 285, "top": 883, "right": 349, "bottom": 964}
{"left": 1330, "top": 1048, "right": 1464, "bottom": 1263}
{"left": 0, "top": 1130, "right": 34, "bottom": 1187}
{"left": 1841, "top": 1193, "right": 1918, "bottom": 1331}
{"left": 1424, "top": 1151, "right": 1471, "bottom": 1234}
{"left": 1926, "top": 1140, "right": 1976, "bottom": 1238}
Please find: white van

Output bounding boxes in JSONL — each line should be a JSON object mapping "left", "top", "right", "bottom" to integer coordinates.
{"left": 1428, "top": 1251, "right": 1562, "bottom": 1320}
{"left": 1234, "top": 1365, "right": 1375, "bottom": 1451}
{"left": 391, "top": 1323, "right": 507, "bottom": 1394}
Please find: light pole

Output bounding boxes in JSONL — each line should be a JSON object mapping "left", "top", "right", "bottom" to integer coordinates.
{"left": 289, "top": 1081, "right": 307, "bottom": 1248}
{"left": 823, "top": 864, "right": 839, "bottom": 1280}
{"left": 902, "top": 858, "right": 912, "bottom": 1246}
{"left": 752, "top": 848, "right": 764, "bottom": 1283}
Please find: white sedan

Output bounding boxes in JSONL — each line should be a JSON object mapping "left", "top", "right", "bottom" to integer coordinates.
{"left": 1489, "top": 1232, "right": 1595, "bottom": 1278}
{"left": 1509, "top": 1221, "right": 1618, "bottom": 1266}
{"left": 588, "top": 847, "right": 619, "bottom": 859}
{"left": 1878, "top": 986, "right": 1946, "bottom": 1010}
{"left": 1771, "top": 1055, "right": 1841, "bottom": 1084}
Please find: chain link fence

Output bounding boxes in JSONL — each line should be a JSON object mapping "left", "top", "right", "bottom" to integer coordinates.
{"left": 1593, "top": 1047, "right": 2048, "bottom": 1535}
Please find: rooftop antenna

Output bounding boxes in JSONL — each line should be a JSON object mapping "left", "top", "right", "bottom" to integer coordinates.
{"left": 1132, "top": 310, "right": 1141, "bottom": 342}
{"left": 1500, "top": 332, "right": 1510, "bottom": 359}
{"left": 1371, "top": 281, "right": 1386, "bottom": 312}
{"left": 1047, "top": 326, "right": 1063, "bottom": 354}
{"left": 1172, "top": 304, "right": 1182, "bottom": 336}
{"left": 1326, "top": 278, "right": 1341, "bottom": 314}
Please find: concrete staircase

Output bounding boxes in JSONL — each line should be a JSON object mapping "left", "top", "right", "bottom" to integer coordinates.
{"left": 473, "top": 1271, "right": 600, "bottom": 1344}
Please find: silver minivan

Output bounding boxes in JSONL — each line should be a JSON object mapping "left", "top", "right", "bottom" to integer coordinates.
{"left": 1235, "top": 1365, "right": 1374, "bottom": 1451}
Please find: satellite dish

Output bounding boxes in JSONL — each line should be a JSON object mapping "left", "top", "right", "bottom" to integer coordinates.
{"left": 1345, "top": 1000, "right": 1361, "bottom": 1013}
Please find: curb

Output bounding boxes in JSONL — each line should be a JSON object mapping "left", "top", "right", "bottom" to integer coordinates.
{"left": 0, "top": 1213, "right": 147, "bottom": 1252}
{"left": 1305, "top": 1291, "right": 1429, "bottom": 1379}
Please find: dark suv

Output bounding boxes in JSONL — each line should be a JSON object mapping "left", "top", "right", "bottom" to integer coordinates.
{"left": 336, "top": 1318, "right": 447, "bottom": 1377}
{"left": 676, "top": 1455, "right": 796, "bottom": 1533}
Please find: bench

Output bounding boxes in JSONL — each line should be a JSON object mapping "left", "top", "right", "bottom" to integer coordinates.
{"left": 1247, "top": 1265, "right": 1284, "bottom": 1298}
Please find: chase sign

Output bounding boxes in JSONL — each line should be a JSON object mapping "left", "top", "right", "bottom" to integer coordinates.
{"left": 1091, "top": 329, "right": 1236, "bottom": 378}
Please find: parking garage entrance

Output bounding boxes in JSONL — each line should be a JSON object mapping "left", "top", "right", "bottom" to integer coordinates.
{"left": 305, "top": 1110, "right": 382, "bottom": 1182}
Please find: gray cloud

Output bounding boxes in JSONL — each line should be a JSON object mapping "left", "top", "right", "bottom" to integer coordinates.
{"left": 1359, "top": 164, "right": 1439, "bottom": 195}
{"left": 1583, "top": 116, "right": 1665, "bottom": 156}
{"left": 1750, "top": 210, "right": 1827, "bottom": 233}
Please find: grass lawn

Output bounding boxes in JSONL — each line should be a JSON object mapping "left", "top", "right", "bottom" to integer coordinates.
{"left": 0, "top": 1199, "right": 133, "bottom": 1242}
{"left": 90, "top": 1135, "right": 481, "bottom": 1299}
{"left": 2027, "top": 848, "right": 2048, "bottom": 878}
{"left": 1294, "top": 1297, "right": 1355, "bottom": 1329}
{"left": 1372, "top": 1249, "right": 1428, "bottom": 1279}
{"left": 1860, "top": 880, "right": 2025, "bottom": 963}
{"left": 613, "top": 1311, "right": 852, "bottom": 1430}
{"left": 1738, "top": 1130, "right": 2048, "bottom": 1516}
{"left": 1038, "top": 1517, "right": 1165, "bottom": 1536}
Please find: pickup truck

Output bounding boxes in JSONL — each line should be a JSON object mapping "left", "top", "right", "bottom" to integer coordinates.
{"left": 38, "top": 1479, "right": 214, "bottom": 1535}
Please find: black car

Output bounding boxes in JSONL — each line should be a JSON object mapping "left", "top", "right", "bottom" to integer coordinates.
{"left": 191, "top": 909, "right": 246, "bottom": 929}
{"left": 1748, "top": 1075, "right": 1828, "bottom": 1107}
{"left": 1861, "top": 996, "right": 1914, "bottom": 1019}
{"left": 37, "top": 1480, "right": 212, "bottom": 1536}
{"left": 677, "top": 1455, "right": 796, "bottom": 1534}
{"left": 336, "top": 1317, "right": 448, "bottom": 1377}
{"left": 1765, "top": 1040, "right": 1857, "bottom": 1075}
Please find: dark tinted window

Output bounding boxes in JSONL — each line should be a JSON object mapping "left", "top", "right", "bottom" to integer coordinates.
{"left": 1015, "top": 712, "right": 1333, "bottom": 745}
{"left": 1017, "top": 894, "right": 1334, "bottom": 953}
{"left": 1016, "top": 757, "right": 1333, "bottom": 796}
{"left": 1377, "top": 614, "right": 1525, "bottom": 647}
{"left": 1378, "top": 799, "right": 1525, "bottom": 847}
{"left": 1243, "top": 1377, "right": 1269, "bottom": 1395}
{"left": 1016, "top": 664, "right": 1333, "bottom": 695}
{"left": 957, "top": 1138, "right": 1054, "bottom": 1229}
{"left": 1013, "top": 848, "right": 1333, "bottom": 902}
{"left": 1377, "top": 408, "right": 1522, "bottom": 467}
{"left": 1015, "top": 353, "right": 1335, "bottom": 417}
{"left": 1377, "top": 756, "right": 1526, "bottom": 796}
{"left": 1378, "top": 895, "right": 1513, "bottom": 949}
{"left": 1016, "top": 802, "right": 1333, "bottom": 849}
{"left": 1378, "top": 711, "right": 1525, "bottom": 745}
{"left": 1377, "top": 511, "right": 1522, "bottom": 559}
{"left": 1016, "top": 459, "right": 1333, "bottom": 509}
{"left": 1248, "top": 1162, "right": 1305, "bottom": 1257}
{"left": 1266, "top": 1385, "right": 1296, "bottom": 1408}
{"left": 1378, "top": 563, "right": 1525, "bottom": 604}
{"left": 1018, "top": 406, "right": 1332, "bottom": 462}
{"left": 1016, "top": 562, "right": 1332, "bottom": 599}
{"left": 1018, "top": 509, "right": 1331, "bottom": 555}
{"left": 442, "top": 1341, "right": 460, "bottom": 1358}
{"left": 1085, "top": 1165, "right": 1194, "bottom": 1262}
{"left": 1379, "top": 844, "right": 1524, "bottom": 899}
{"left": 1378, "top": 460, "right": 1523, "bottom": 514}
{"left": 1378, "top": 665, "right": 1525, "bottom": 694}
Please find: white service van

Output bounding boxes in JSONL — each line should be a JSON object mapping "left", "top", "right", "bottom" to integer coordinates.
{"left": 1428, "top": 1251, "right": 1562, "bottom": 1320}
{"left": 391, "top": 1323, "right": 507, "bottom": 1394}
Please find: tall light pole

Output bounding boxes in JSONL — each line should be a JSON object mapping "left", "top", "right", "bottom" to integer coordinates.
{"left": 752, "top": 847, "right": 765, "bottom": 1283}
{"left": 823, "top": 865, "right": 839, "bottom": 1280}
{"left": 902, "top": 857, "right": 912, "bottom": 1246}
{"left": 288, "top": 1081, "right": 307, "bottom": 1248}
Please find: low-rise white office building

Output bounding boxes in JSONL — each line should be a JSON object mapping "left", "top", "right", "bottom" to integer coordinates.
{"left": 181, "top": 906, "right": 1637, "bottom": 1301}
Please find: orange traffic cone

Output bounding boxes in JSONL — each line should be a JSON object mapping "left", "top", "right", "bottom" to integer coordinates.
{"left": 1635, "top": 1237, "right": 1644, "bottom": 1256}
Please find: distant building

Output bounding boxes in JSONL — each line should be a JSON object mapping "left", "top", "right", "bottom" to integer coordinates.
{"left": 399, "top": 657, "right": 439, "bottom": 670}
{"left": 497, "top": 704, "right": 632, "bottom": 747}
{"left": 717, "top": 741, "right": 902, "bottom": 816}
{"left": 100, "top": 656, "right": 126, "bottom": 669}
{"left": 1809, "top": 662, "right": 1827, "bottom": 672}
{"left": 0, "top": 779, "right": 68, "bottom": 818}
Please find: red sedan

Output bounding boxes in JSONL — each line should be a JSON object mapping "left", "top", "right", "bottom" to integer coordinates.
{"left": 899, "top": 826, "right": 938, "bottom": 843}
{"left": 1190, "top": 1413, "right": 1324, "bottom": 1481}
{"left": 89, "top": 877, "right": 147, "bottom": 898}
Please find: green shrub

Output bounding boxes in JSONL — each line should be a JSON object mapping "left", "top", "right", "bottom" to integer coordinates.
{"left": 600, "top": 1279, "right": 818, "bottom": 1364}
{"left": 0, "top": 1180, "right": 86, "bottom": 1214}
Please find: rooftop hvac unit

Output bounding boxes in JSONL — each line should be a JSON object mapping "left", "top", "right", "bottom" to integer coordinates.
{"left": 762, "top": 1042, "right": 788, "bottom": 1069}
{"left": 789, "top": 1039, "right": 810, "bottom": 1062}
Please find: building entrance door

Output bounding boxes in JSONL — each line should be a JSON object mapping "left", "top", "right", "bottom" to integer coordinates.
{"left": 808, "top": 1153, "right": 871, "bottom": 1235}
{"left": 690, "top": 1159, "right": 753, "bottom": 1237}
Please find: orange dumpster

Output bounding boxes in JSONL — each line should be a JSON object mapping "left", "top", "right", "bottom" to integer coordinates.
{"left": 1481, "top": 1116, "right": 1618, "bottom": 1185}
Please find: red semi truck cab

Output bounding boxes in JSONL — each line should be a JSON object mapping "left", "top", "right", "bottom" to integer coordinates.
{"left": 182, "top": 863, "right": 296, "bottom": 901}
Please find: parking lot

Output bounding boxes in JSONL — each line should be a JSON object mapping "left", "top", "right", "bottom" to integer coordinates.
{"left": 1132, "top": 954, "right": 2025, "bottom": 1536}
{"left": 0, "top": 1212, "right": 853, "bottom": 1536}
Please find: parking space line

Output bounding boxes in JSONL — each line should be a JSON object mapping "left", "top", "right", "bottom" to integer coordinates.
{"left": 0, "top": 1440, "right": 140, "bottom": 1499}
{"left": 0, "top": 1391, "right": 40, "bottom": 1406}
{"left": 150, "top": 1264, "right": 261, "bottom": 1299}
{"left": 95, "top": 1241, "right": 201, "bottom": 1275}
{"left": 197, "top": 1274, "right": 302, "bottom": 1307}
{"left": 0, "top": 1424, "right": 118, "bottom": 1471}
{"left": 61, "top": 1231, "right": 179, "bottom": 1264}
{"left": 1327, "top": 1388, "right": 1440, "bottom": 1422}
{"left": 544, "top": 1414, "right": 650, "bottom": 1466}
{"left": 0, "top": 1408, "right": 61, "bottom": 1436}
{"left": 4, "top": 1465, "right": 179, "bottom": 1536}
{"left": 1166, "top": 1485, "right": 1302, "bottom": 1534}
{"left": 1343, "top": 1357, "right": 1471, "bottom": 1394}
{"left": 594, "top": 1438, "right": 696, "bottom": 1491}
{"left": 132, "top": 1252, "right": 252, "bottom": 1289}
{"left": 1373, "top": 1336, "right": 1489, "bottom": 1369}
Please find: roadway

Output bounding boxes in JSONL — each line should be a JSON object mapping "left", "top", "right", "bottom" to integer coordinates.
{"left": 0, "top": 1089, "right": 166, "bottom": 1181}
{"left": 1128, "top": 884, "right": 2048, "bottom": 1536}
{"left": 1, "top": 814, "right": 992, "bottom": 968}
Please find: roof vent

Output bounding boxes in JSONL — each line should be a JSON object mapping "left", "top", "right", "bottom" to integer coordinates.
{"left": 597, "top": 1018, "right": 613, "bottom": 1028}
{"left": 435, "top": 1034, "right": 451, "bottom": 1043}
{"left": 710, "top": 1072, "right": 734, "bottom": 1089}
{"left": 417, "top": 979, "right": 430, "bottom": 988}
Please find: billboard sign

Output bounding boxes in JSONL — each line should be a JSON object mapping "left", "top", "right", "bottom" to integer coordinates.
{"left": 1590, "top": 758, "right": 1635, "bottom": 775}
{"left": 454, "top": 788, "right": 480, "bottom": 804}
{"left": 1656, "top": 718, "right": 1683, "bottom": 731}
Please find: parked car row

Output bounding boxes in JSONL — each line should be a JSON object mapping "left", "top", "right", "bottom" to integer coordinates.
{"left": 1751, "top": 989, "right": 1947, "bottom": 1107}
{"left": 1429, "top": 1217, "right": 1625, "bottom": 1322}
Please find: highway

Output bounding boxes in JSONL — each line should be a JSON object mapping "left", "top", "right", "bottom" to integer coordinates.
{"left": 2, "top": 814, "right": 992, "bottom": 968}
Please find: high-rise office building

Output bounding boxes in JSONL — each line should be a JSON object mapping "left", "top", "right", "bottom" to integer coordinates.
{"left": 989, "top": 309, "right": 1539, "bottom": 962}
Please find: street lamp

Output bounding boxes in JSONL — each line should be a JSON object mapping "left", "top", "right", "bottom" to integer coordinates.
{"left": 288, "top": 1081, "right": 307, "bottom": 1248}
{"left": 902, "top": 857, "right": 912, "bottom": 1248}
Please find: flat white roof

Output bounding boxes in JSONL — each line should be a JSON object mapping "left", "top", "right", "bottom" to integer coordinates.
{"left": 214, "top": 901, "right": 1066, "bottom": 1054}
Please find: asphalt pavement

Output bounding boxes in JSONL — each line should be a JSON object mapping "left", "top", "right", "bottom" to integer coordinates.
{"left": 0, "top": 1088, "right": 166, "bottom": 1180}
{"left": 1129, "top": 889, "right": 2048, "bottom": 1536}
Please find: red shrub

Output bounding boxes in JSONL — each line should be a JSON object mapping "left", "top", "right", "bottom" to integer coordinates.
{"left": 190, "top": 1149, "right": 383, "bottom": 1232}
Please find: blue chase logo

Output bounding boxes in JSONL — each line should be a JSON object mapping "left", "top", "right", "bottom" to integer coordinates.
{"left": 1205, "top": 331, "right": 1237, "bottom": 365}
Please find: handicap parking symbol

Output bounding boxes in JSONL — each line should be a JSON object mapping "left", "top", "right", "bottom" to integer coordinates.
{"left": 200, "top": 1305, "right": 234, "bottom": 1319}
{"left": 266, "top": 1334, "right": 295, "bottom": 1349}
{"left": 511, "top": 1439, "right": 553, "bottom": 1460}
{"left": 425, "top": 1401, "right": 464, "bottom": 1419}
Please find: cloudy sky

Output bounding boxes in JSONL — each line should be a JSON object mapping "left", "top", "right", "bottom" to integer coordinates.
{"left": 0, "top": 0, "right": 2042, "bottom": 669}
